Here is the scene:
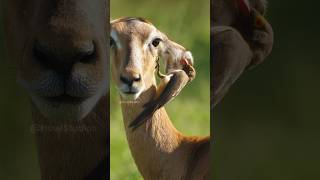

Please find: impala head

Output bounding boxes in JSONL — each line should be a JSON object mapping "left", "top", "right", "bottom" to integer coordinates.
{"left": 1, "top": 0, "right": 109, "bottom": 121}
{"left": 110, "top": 17, "right": 193, "bottom": 100}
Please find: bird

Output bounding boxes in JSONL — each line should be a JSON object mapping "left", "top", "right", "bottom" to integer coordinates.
{"left": 236, "top": 5, "right": 274, "bottom": 68}
{"left": 211, "top": 0, "right": 273, "bottom": 107}
{"left": 129, "top": 58, "right": 196, "bottom": 131}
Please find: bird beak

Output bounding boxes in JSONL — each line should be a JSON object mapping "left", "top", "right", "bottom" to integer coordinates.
{"left": 236, "top": 0, "right": 251, "bottom": 17}
{"left": 180, "top": 58, "right": 189, "bottom": 66}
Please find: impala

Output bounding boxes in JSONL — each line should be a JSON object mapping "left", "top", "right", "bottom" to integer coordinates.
{"left": 111, "top": 17, "right": 210, "bottom": 180}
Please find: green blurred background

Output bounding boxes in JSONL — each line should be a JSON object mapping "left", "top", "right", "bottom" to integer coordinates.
{"left": 213, "top": 1, "right": 320, "bottom": 180}
{"left": 110, "top": 0, "right": 210, "bottom": 179}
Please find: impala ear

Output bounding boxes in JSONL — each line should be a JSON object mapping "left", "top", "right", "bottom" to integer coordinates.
{"left": 160, "top": 39, "right": 193, "bottom": 73}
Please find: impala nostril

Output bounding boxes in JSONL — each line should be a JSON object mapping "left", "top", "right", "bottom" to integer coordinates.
{"left": 33, "top": 42, "right": 61, "bottom": 70}
{"left": 33, "top": 39, "right": 96, "bottom": 73}
{"left": 133, "top": 75, "right": 141, "bottom": 82}
{"left": 120, "top": 74, "right": 141, "bottom": 86}
{"left": 120, "top": 75, "right": 133, "bottom": 86}
{"left": 78, "top": 42, "right": 97, "bottom": 63}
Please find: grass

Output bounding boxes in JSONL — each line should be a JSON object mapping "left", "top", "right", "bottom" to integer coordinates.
{"left": 110, "top": 0, "right": 210, "bottom": 179}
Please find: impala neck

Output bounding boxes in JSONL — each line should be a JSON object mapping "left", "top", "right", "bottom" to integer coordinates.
{"left": 32, "top": 95, "right": 109, "bottom": 180}
{"left": 120, "top": 84, "right": 191, "bottom": 179}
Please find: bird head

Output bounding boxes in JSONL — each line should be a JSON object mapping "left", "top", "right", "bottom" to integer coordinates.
{"left": 180, "top": 58, "right": 196, "bottom": 82}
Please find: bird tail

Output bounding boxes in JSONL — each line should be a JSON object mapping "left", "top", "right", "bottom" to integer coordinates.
{"left": 129, "top": 104, "right": 159, "bottom": 131}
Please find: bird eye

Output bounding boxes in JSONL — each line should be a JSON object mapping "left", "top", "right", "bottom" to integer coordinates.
{"left": 110, "top": 37, "right": 115, "bottom": 47}
{"left": 151, "top": 38, "right": 162, "bottom": 47}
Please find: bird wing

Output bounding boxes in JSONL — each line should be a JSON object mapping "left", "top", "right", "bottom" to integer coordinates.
{"left": 129, "top": 70, "right": 189, "bottom": 131}
{"left": 211, "top": 26, "right": 253, "bottom": 107}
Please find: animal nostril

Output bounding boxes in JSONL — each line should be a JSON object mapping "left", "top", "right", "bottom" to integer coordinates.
{"left": 33, "top": 40, "right": 96, "bottom": 72}
{"left": 120, "top": 75, "right": 133, "bottom": 86}
{"left": 78, "top": 43, "right": 96, "bottom": 63}
{"left": 133, "top": 75, "right": 141, "bottom": 82}
{"left": 33, "top": 43, "right": 61, "bottom": 70}
{"left": 120, "top": 74, "right": 141, "bottom": 86}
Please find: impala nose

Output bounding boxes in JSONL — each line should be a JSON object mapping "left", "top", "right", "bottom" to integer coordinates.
{"left": 33, "top": 40, "right": 96, "bottom": 73}
{"left": 120, "top": 73, "right": 141, "bottom": 87}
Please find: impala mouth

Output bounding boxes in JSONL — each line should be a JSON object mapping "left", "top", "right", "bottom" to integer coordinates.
{"left": 120, "top": 91, "right": 141, "bottom": 100}
{"left": 28, "top": 89, "right": 104, "bottom": 121}
{"left": 18, "top": 73, "right": 107, "bottom": 121}
{"left": 123, "top": 89, "right": 139, "bottom": 95}
{"left": 119, "top": 84, "right": 144, "bottom": 100}
{"left": 44, "top": 94, "right": 86, "bottom": 104}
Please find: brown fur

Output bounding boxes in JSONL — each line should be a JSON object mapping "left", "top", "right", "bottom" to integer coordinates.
{"left": 32, "top": 95, "right": 109, "bottom": 180}
{"left": 111, "top": 18, "right": 210, "bottom": 180}
{"left": 122, "top": 93, "right": 209, "bottom": 180}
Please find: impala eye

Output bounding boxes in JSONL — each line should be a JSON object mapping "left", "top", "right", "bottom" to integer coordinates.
{"left": 110, "top": 37, "right": 115, "bottom": 47}
{"left": 151, "top": 38, "right": 162, "bottom": 47}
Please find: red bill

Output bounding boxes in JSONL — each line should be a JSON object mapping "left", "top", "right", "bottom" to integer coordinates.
{"left": 237, "top": 0, "right": 251, "bottom": 17}
{"left": 180, "top": 58, "right": 189, "bottom": 66}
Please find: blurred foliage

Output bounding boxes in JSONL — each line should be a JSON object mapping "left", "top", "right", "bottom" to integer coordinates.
{"left": 110, "top": 0, "right": 210, "bottom": 179}
{"left": 213, "top": 1, "right": 320, "bottom": 180}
